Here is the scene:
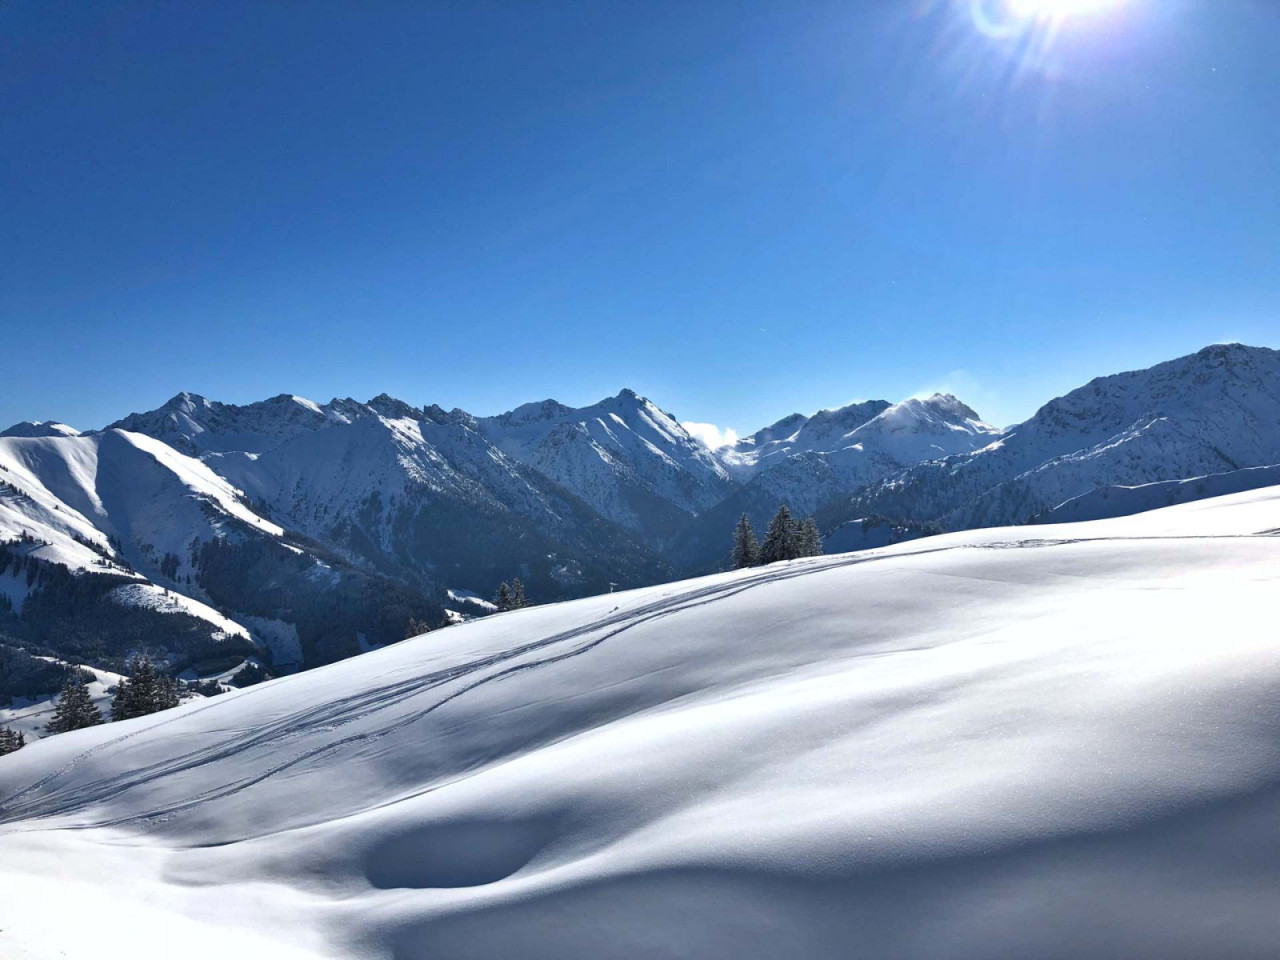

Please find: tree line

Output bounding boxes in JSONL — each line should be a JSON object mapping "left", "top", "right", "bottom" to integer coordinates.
{"left": 730, "top": 504, "right": 823, "bottom": 569}
{"left": 495, "top": 578, "right": 529, "bottom": 612}
{"left": 42, "top": 654, "right": 187, "bottom": 737}
{"left": 0, "top": 724, "right": 24, "bottom": 756}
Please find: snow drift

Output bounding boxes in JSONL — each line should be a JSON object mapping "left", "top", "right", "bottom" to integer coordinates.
{"left": 1, "top": 486, "right": 1279, "bottom": 959}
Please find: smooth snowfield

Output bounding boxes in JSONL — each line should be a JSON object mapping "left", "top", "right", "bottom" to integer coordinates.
{"left": 2, "top": 489, "right": 1280, "bottom": 959}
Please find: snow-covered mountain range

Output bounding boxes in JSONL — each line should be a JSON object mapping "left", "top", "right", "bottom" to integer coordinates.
{"left": 830, "top": 343, "right": 1280, "bottom": 532}
{"left": 109, "top": 390, "right": 673, "bottom": 597}
{"left": 4, "top": 342, "right": 1280, "bottom": 704}
{"left": 4, "top": 485, "right": 1278, "bottom": 958}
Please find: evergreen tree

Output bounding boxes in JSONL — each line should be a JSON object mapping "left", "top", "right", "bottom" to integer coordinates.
{"left": 511, "top": 578, "right": 527, "bottom": 609}
{"left": 405, "top": 616, "right": 433, "bottom": 638}
{"left": 797, "top": 517, "right": 823, "bottom": 557}
{"left": 156, "top": 672, "right": 181, "bottom": 712}
{"left": 0, "top": 725, "right": 25, "bottom": 756}
{"left": 46, "top": 676, "right": 103, "bottom": 734}
{"left": 759, "top": 504, "right": 798, "bottom": 565}
{"left": 112, "top": 655, "right": 180, "bottom": 722}
{"left": 495, "top": 581, "right": 512, "bottom": 612}
{"left": 730, "top": 513, "right": 760, "bottom": 569}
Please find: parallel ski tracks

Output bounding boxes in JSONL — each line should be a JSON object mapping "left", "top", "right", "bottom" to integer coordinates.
{"left": 2, "top": 531, "right": 1267, "bottom": 829}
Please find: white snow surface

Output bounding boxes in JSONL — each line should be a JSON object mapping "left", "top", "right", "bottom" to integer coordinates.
{"left": 2, "top": 486, "right": 1279, "bottom": 958}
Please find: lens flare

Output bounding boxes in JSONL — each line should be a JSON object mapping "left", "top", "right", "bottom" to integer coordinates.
{"left": 1007, "top": 0, "right": 1124, "bottom": 19}
{"left": 959, "top": 0, "right": 1129, "bottom": 82}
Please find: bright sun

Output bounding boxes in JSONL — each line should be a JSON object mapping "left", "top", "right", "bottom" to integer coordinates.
{"left": 1006, "top": 0, "right": 1124, "bottom": 18}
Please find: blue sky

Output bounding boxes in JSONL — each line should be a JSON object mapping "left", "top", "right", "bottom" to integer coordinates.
{"left": 2, "top": 0, "right": 1276, "bottom": 438}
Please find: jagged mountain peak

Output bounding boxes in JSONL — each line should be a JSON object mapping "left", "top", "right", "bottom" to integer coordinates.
{"left": 156, "top": 390, "right": 212, "bottom": 414}
{"left": 860, "top": 394, "right": 989, "bottom": 435}
{"left": 496, "top": 389, "right": 669, "bottom": 429}
{"left": 799, "top": 399, "right": 894, "bottom": 440}
{"left": 420, "top": 403, "right": 475, "bottom": 427}
{"left": 366, "top": 393, "right": 425, "bottom": 422}
{"left": 1193, "top": 340, "right": 1272, "bottom": 362}
{"left": 740, "top": 412, "right": 808, "bottom": 448}
{"left": 721, "top": 399, "right": 892, "bottom": 477}
{"left": 910, "top": 393, "right": 981, "bottom": 420}
{"left": 107, "top": 391, "right": 344, "bottom": 456}
{"left": 475, "top": 389, "right": 736, "bottom": 535}
{"left": 497, "top": 398, "right": 576, "bottom": 425}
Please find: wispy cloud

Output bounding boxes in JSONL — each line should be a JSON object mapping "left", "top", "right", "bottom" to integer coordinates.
{"left": 682, "top": 421, "right": 740, "bottom": 450}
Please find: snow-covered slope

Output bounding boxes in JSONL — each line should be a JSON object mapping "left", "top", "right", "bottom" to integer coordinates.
{"left": 3, "top": 487, "right": 1278, "bottom": 959}
{"left": 2, "top": 429, "right": 281, "bottom": 565}
{"left": 0, "top": 428, "right": 278, "bottom": 594}
{"left": 0, "top": 430, "right": 270, "bottom": 661}
{"left": 842, "top": 343, "right": 1280, "bottom": 531}
{"left": 0, "top": 428, "right": 436, "bottom": 675}
{"left": 842, "top": 394, "right": 1000, "bottom": 464}
{"left": 1031, "top": 463, "right": 1280, "bottom": 525}
{"left": 476, "top": 389, "right": 736, "bottom": 540}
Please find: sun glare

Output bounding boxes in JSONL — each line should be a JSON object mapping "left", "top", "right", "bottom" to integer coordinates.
{"left": 1006, "top": 0, "right": 1124, "bottom": 20}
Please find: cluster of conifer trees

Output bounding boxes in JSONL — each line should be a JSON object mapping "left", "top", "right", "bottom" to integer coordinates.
{"left": 45, "top": 675, "right": 103, "bottom": 734}
{"left": 405, "top": 616, "right": 434, "bottom": 638}
{"left": 494, "top": 578, "right": 529, "bottom": 612}
{"left": 730, "top": 505, "right": 823, "bottom": 569}
{"left": 111, "top": 655, "right": 181, "bottom": 721}
{"left": 39, "top": 654, "right": 186, "bottom": 739}
{"left": 0, "top": 724, "right": 24, "bottom": 755}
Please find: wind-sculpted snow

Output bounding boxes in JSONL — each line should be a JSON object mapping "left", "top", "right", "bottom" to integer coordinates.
{"left": 2, "top": 486, "right": 1278, "bottom": 959}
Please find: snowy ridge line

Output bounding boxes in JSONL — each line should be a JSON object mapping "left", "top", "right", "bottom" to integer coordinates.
{"left": 0, "top": 543, "right": 964, "bottom": 828}
{"left": 6, "top": 523, "right": 1276, "bottom": 831}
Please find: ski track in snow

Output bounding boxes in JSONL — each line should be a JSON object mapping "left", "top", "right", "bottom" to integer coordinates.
{"left": 3, "top": 487, "right": 1280, "bottom": 960}
{"left": 3, "top": 527, "right": 1268, "bottom": 831}
{"left": 1, "top": 546, "right": 927, "bottom": 826}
